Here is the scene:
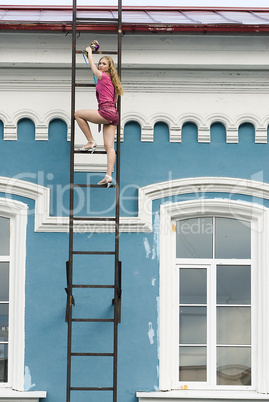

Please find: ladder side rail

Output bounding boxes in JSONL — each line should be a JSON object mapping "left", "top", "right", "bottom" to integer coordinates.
{"left": 66, "top": 0, "right": 77, "bottom": 401}
{"left": 113, "top": 2, "right": 122, "bottom": 401}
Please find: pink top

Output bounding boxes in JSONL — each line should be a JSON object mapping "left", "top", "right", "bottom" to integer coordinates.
{"left": 96, "top": 72, "right": 117, "bottom": 106}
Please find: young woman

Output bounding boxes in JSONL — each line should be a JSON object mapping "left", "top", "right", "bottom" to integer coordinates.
{"left": 75, "top": 46, "right": 123, "bottom": 186}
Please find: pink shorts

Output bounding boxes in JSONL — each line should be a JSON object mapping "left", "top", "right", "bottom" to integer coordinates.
{"left": 98, "top": 102, "right": 119, "bottom": 126}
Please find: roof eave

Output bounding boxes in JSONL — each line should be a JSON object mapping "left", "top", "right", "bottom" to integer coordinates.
{"left": 1, "top": 22, "right": 269, "bottom": 34}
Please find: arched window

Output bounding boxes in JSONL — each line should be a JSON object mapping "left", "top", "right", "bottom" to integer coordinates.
{"left": 156, "top": 199, "right": 269, "bottom": 400}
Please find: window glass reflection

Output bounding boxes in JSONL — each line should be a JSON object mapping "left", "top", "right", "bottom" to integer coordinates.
{"left": 176, "top": 218, "right": 213, "bottom": 258}
{"left": 180, "top": 269, "right": 207, "bottom": 304}
{"left": 180, "top": 307, "right": 207, "bottom": 344}
{"left": 0, "top": 344, "right": 8, "bottom": 382}
{"left": 0, "top": 263, "right": 9, "bottom": 302}
{"left": 0, "top": 217, "right": 10, "bottom": 256}
{"left": 0, "top": 305, "right": 9, "bottom": 342}
{"left": 179, "top": 346, "right": 207, "bottom": 382}
{"left": 217, "top": 347, "right": 251, "bottom": 385}
{"left": 217, "top": 265, "right": 251, "bottom": 304}
{"left": 217, "top": 307, "right": 251, "bottom": 345}
{"left": 215, "top": 218, "right": 251, "bottom": 259}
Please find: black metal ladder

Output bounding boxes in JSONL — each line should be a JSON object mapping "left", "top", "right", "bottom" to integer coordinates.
{"left": 65, "top": 1, "right": 122, "bottom": 401}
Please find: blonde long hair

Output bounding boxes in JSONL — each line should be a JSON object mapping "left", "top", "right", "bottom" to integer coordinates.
{"left": 98, "top": 56, "right": 123, "bottom": 96}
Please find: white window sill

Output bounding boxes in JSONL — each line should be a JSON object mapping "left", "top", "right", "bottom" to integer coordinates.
{"left": 0, "top": 389, "right": 46, "bottom": 401}
{"left": 137, "top": 390, "right": 269, "bottom": 401}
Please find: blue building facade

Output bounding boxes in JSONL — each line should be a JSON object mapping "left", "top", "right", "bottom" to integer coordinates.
{"left": 1, "top": 5, "right": 269, "bottom": 402}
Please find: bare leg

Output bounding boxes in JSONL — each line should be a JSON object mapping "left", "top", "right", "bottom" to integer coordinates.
{"left": 74, "top": 109, "right": 109, "bottom": 147}
{"left": 98, "top": 124, "right": 117, "bottom": 184}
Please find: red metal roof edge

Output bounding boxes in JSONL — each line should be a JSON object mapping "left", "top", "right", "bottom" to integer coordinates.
{"left": 1, "top": 5, "right": 269, "bottom": 34}
{"left": 1, "top": 23, "right": 269, "bottom": 34}
{"left": 1, "top": 5, "right": 269, "bottom": 12}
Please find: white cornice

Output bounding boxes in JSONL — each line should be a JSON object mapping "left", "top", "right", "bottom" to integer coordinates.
{"left": 1, "top": 176, "right": 269, "bottom": 233}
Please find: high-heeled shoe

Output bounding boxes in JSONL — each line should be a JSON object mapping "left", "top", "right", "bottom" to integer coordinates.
{"left": 98, "top": 175, "right": 113, "bottom": 188}
{"left": 76, "top": 141, "right": 97, "bottom": 153}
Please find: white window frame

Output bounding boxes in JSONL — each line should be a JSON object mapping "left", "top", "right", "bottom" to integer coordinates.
{"left": 0, "top": 197, "right": 46, "bottom": 400}
{"left": 155, "top": 199, "right": 269, "bottom": 400}
{"left": 0, "top": 198, "right": 27, "bottom": 391}
{"left": 176, "top": 259, "right": 254, "bottom": 391}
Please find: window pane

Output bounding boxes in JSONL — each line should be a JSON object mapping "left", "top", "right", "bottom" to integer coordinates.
{"left": 0, "top": 344, "right": 8, "bottom": 382}
{"left": 180, "top": 268, "right": 207, "bottom": 304}
{"left": 0, "top": 217, "right": 10, "bottom": 256}
{"left": 215, "top": 218, "right": 251, "bottom": 259}
{"left": 217, "top": 265, "right": 251, "bottom": 304}
{"left": 180, "top": 307, "right": 207, "bottom": 344}
{"left": 176, "top": 218, "right": 213, "bottom": 258}
{"left": 179, "top": 346, "right": 207, "bottom": 382}
{"left": 217, "top": 347, "right": 251, "bottom": 385}
{"left": 217, "top": 307, "right": 251, "bottom": 345}
{"left": 0, "top": 263, "right": 9, "bottom": 302}
{"left": 0, "top": 305, "right": 9, "bottom": 342}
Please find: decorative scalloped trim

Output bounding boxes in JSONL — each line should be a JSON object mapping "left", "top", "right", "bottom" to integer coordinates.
{"left": 1, "top": 110, "right": 70, "bottom": 141}
{"left": 0, "top": 110, "right": 268, "bottom": 143}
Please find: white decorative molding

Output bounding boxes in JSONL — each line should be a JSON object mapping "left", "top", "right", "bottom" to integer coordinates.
{"left": 43, "top": 110, "right": 71, "bottom": 141}
{"left": 198, "top": 126, "right": 210, "bottom": 142}
{"left": 226, "top": 127, "right": 239, "bottom": 143}
{"left": 255, "top": 128, "right": 268, "bottom": 144}
{"left": 121, "top": 112, "right": 151, "bottom": 141}
{"left": 1, "top": 110, "right": 70, "bottom": 141}
{"left": 1, "top": 109, "right": 269, "bottom": 144}
{"left": 13, "top": 110, "right": 41, "bottom": 141}
{"left": 4, "top": 125, "right": 17, "bottom": 141}
{"left": 0, "top": 111, "right": 9, "bottom": 129}
{"left": 0, "top": 389, "right": 46, "bottom": 401}
{"left": 0, "top": 176, "right": 151, "bottom": 233}
{"left": 137, "top": 390, "right": 269, "bottom": 401}
{"left": 149, "top": 113, "right": 180, "bottom": 142}
{"left": 206, "top": 114, "right": 238, "bottom": 143}
{"left": 120, "top": 112, "right": 269, "bottom": 144}
{"left": 169, "top": 127, "right": 181, "bottom": 143}
{"left": 235, "top": 114, "right": 268, "bottom": 143}
{"left": 1, "top": 176, "right": 269, "bottom": 233}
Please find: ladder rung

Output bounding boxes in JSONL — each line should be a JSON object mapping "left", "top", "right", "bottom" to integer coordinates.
{"left": 73, "top": 251, "right": 115, "bottom": 255}
{"left": 71, "top": 352, "right": 114, "bottom": 356}
{"left": 76, "top": 17, "right": 118, "bottom": 22}
{"left": 72, "top": 318, "right": 114, "bottom": 322}
{"left": 74, "top": 20, "right": 118, "bottom": 26}
{"left": 72, "top": 183, "right": 116, "bottom": 188}
{"left": 74, "top": 150, "right": 109, "bottom": 154}
{"left": 72, "top": 285, "right": 114, "bottom": 288}
{"left": 72, "top": 184, "right": 117, "bottom": 188}
{"left": 76, "top": 50, "right": 118, "bottom": 55}
{"left": 71, "top": 184, "right": 117, "bottom": 189}
{"left": 75, "top": 83, "right": 96, "bottom": 87}
{"left": 73, "top": 217, "right": 116, "bottom": 221}
{"left": 70, "top": 387, "right": 113, "bottom": 391}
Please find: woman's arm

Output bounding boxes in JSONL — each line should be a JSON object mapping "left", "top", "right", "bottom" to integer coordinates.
{"left": 85, "top": 46, "right": 102, "bottom": 80}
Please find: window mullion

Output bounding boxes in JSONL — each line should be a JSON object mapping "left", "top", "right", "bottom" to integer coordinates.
{"left": 208, "top": 261, "right": 217, "bottom": 386}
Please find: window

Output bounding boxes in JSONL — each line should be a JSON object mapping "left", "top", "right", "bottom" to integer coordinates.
{"left": 177, "top": 217, "right": 252, "bottom": 388}
{"left": 157, "top": 199, "right": 269, "bottom": 399}
{"left": 0, "top": 198, "right": 28, "bottom": 393}
{"left": 0, "top": 194, "right": 46, "bottom": 400}
{"left": 0, "top": 217, "right": 10, "bottom": 384}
